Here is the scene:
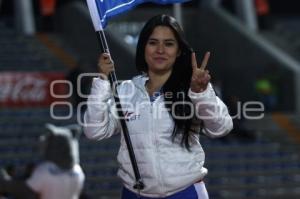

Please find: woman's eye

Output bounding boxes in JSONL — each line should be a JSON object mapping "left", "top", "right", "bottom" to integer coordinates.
{"left": 165, "top": 42, "right": 174, "bottom": 47}
{"left": 148, "top": 41, "right": 157, "bottom": 45}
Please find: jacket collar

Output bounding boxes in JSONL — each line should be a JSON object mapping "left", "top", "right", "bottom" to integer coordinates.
{"left": 132, "top": 74, "right": 149, "bottom": 91}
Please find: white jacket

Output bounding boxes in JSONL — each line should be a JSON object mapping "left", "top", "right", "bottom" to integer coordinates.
{"left": 26, "top": 162, "right": 85, "bottom": 199}
{"left": 84, "top": 75, "right": 233, "bottom": 197}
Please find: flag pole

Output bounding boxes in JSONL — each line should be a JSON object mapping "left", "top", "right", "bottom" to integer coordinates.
{"left": 173, "top": 3, "right": 183, "bottom": 28}
{"left": 86, "top": 0, "right": 145, "bottom": 191}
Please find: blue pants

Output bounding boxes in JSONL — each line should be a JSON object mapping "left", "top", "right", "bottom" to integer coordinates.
{"left": 121, "top": 182, "right": 208, "bottom": 199}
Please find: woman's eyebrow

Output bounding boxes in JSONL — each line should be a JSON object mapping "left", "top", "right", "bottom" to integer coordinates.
{"left": 148, "top": 38, "right": 176, "bottom": 42}
{"left": 164, "top": 39, "right": 176, "bottom": 42}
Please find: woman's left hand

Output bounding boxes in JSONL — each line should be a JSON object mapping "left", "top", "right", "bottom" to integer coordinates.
{"left": 190, "top": 51, "right": 211, "bottom": 93}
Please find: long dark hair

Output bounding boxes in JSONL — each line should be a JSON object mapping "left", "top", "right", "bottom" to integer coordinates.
{"left": 136, "top": 14, "right": 195, "bottom": 149}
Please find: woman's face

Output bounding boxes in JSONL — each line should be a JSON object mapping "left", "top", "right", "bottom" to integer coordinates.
{"left": 145, "top": 26, "right": 180, "bottom": 74}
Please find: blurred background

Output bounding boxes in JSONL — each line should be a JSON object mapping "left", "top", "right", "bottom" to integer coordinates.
{"left": 0, "top": 0, "right": 300, "bottom": 198}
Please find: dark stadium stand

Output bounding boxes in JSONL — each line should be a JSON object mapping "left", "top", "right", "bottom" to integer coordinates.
{"left": 0, "top": 21, "right": 66, "bottom": 72}
{"left": 204, "top": 137, "right": 300, "bottom": 199}
{"left": 262, "top": 17, "right": 300, "bottom": 64}
{"left": 0, "top": 17, "right": 122, "bottom": 199}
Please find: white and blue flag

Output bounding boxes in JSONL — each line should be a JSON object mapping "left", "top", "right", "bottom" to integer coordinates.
{"left": 86, "top": 0, "right": 191, "bottom": 31}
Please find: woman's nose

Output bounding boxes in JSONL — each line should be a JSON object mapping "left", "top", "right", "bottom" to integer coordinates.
{"left": 156, "top": 44, "right": 164, "bottom": 53}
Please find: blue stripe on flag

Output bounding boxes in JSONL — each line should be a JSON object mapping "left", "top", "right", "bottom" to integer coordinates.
{"left": 95, "top": 0, "right": 191, "bottom": 28}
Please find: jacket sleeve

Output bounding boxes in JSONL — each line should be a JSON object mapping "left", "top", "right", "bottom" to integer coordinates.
{"left": 188, "top": 83, "right": 233, "bottom": 138}
{"left": 83, "top": 78, "right": 121, "bottom": 140}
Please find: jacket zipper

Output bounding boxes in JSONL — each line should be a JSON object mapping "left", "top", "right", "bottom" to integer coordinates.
{"left": 151, "top": 100, "right": 166, "bottom": 196}
{"left": 138, "top": 82, "right": 165, "bottom": 196}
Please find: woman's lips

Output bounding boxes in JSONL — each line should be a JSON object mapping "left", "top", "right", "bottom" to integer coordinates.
{"left": 153, "top": 57, "right": 167, "bottom": 63}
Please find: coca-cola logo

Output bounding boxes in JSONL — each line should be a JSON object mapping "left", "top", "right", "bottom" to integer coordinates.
{"left": 0, "top": 75, "right": 47, "bottom": 102}
{"left": 0, "top": 72, "right": 66, "bottom": 107}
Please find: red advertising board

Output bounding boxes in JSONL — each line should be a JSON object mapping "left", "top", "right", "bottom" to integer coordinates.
{"left": 0, "top": 72, "right": 68, "bottom": 107}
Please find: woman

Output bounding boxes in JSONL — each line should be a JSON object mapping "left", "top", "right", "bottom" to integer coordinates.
{"left": 84, "top": 14, "right": 233, "bottom": 199}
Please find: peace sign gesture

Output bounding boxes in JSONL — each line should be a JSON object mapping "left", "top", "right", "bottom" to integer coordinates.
{"left": 190, "top": 51, "right": 211, "bottom": 93}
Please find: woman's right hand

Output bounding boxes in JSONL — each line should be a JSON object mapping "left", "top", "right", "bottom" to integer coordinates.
{"left": 98, "top": 53, "right": 114, "bottom": 79}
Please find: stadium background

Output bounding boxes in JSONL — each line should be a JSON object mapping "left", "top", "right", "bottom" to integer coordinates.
{"left": 0, "top": 0, "right": 300, "bottom": 198}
